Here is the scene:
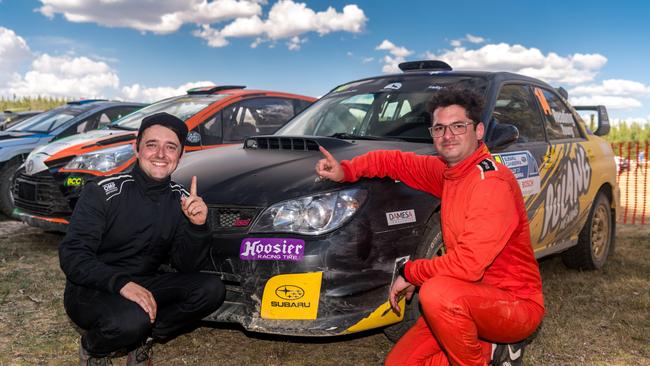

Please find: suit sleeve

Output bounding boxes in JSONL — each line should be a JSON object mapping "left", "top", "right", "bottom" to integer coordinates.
{"left": 58, "top": 183, "right": 132, "bottom": 293}
{"left": 169, "top": 215, "right": 211, "bottom": 272}
{"left": 404, "top": 177, "right": 519, "bottom": 285}
{"left": 340, "top": 150, "right": 445, "bottom": 197}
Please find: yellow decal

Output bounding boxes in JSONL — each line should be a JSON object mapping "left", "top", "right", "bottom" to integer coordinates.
{"left": 261, "top": 272, "right": 322, "bottom": 320}
{"left": 342, "top": 299, "right": 405, "bottom": 334}
{"left": 494, "top": 155, "right": 502, "bottom": 164}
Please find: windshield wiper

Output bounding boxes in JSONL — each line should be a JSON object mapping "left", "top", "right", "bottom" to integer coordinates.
{"left": 109, "top": 124, "right": 136, "bottom": 131}
{"left": 328, "top": 132, "right": 405, "bottom": 141}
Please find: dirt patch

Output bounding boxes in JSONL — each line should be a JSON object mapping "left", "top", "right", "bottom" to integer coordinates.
{"left": 0, "top": 219, "right": 648, "bottom": 365}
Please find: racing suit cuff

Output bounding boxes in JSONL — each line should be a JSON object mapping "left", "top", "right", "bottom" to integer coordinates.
{"left": 403, "top": 261, "right": 415, "bottom": 284}
{"left": 340, "top": 161, "right": 355, "bottom": 182}
{"left": 188, "top": 221, "right": 209, "bottom": 232}
{"left": 110, "top": 273, "right": 133, "bottom": 294}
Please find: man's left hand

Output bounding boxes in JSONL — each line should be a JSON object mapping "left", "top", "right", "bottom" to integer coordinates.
{"left": 181, "top": 176, "right": 207, "bottom": 225}
{"left": 389, "top": 275, "right": 415, "bottom": 315}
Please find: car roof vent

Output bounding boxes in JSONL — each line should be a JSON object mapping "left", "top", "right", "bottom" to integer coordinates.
{"left": 186, "top": 85, "right": 246, "bottom": 94}
{"left": 245, "top": 136, "right": 320, "bottom": 151}
{"left": 67, "top": 99, "right": 108, "bottom": 105}
{"left": 398, "top": 60, "right": 452, "bottom": 72}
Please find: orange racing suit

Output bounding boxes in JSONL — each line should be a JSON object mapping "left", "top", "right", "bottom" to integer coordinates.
{"left": 340, "top": 143, "right": 544, "bottom": 366}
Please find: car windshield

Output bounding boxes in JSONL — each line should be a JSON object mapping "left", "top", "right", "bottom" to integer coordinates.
{"left": 112, "top": 94, "right": 227, "bottom": 130}
{"left": 278, "top": 75, "right": 487, "bottom": 142}
{"left": 6, "top": 108, "right": 79, "bottom": 133}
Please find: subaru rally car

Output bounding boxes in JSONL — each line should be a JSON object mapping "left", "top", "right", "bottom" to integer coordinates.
{"left": 12, "top": 86, "right": 315, "bottom": 231}
{"left": 0, "top": 100, "right": 144, "bottom": 217}
{"left": 171, "top": 60, "right": 619, "bottom": 338}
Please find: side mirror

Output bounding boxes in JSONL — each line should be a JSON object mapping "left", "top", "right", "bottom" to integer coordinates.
{"left": 486, "top": 121, "right": 519, "bottom": 150}
{"left": 574, "top": 105, "right": 610, "bottom": 136}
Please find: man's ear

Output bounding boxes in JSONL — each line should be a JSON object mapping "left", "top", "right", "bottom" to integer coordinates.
{"left": 475, "top": 122, "right": 485, "bottom": 140}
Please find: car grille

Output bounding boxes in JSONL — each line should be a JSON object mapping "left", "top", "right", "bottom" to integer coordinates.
{"left": 13, "top": 170, "right": 71, "bottom": 217}
{"left": 245, "top": 136, "right": 320, "bottom": 151}
{"left": 207, "top": 206, "right": 261, "bottom": 233}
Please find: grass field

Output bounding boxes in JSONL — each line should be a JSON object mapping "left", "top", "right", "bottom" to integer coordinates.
{"left": 0, "top": 220, "right": 648, "bottom": 365}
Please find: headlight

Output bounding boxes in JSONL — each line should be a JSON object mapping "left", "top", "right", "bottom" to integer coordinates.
{"left": 63, "top": 144, "right": 134, "bottom": 172}
{"left": 251, "top": 188, "right": 367, "bottom": 235}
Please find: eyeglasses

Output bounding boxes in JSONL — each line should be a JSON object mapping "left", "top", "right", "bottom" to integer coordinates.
{"left": 428, "top": 121, "right": 474, "bottom": 138}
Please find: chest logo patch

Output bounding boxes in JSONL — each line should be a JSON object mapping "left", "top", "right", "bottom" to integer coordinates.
{"left": 103, "top": 182, "right": 118, "bottom": 194}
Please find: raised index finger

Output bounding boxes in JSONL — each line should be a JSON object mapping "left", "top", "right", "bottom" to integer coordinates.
{"left": 190, "top": 176, "right": 197, "bottom": 196}
{"left": 319, "top": 146, "right": 336, "bottom": 163}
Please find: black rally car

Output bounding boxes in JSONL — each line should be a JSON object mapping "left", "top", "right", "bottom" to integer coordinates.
{"left": 173, "top": 61, "right": 618, "bottom": 338}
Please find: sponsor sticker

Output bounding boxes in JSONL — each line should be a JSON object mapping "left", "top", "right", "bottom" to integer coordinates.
{"left": 64, "top": 176, "right": 84, "bottom": 187}
{"left": 386, "top": 209, "right": 416, "bottom": 226}
{"left": 240, "top": 238, "right": 305, "bottom": 261}
{"left": 261, "top": 272, "right": 322, "bottom": 320}
{"left": 382, "top": 82, "right": 402, "bottom": 90}
{"left": 493, "top": 151, "right": 541, "bottom": 196}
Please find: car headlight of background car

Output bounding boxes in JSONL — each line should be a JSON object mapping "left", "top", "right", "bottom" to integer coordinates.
{"left": 252, "top": 188, "right": 367, "bottom": 235}
{"left": 63, "top": 144, "right": 134, "bottom": 172}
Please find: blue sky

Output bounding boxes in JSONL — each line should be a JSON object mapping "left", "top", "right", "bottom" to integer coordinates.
{"left": 1, "top": 0, "right": 649, "bottom": 124}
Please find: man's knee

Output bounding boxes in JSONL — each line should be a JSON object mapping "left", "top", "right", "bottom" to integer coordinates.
{"left": 100, "top": 307, "right": 152, "bottom": 345}
{"left": 193, "top": 274, "right": 225, "bottom": 311}
{"left": 419, "top": 276, "right": 471, "bottom": 316}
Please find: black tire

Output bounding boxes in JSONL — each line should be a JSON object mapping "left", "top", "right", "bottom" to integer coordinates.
{"left": 0, "top": 158, "right": 22, "bottom": 219}
{"left": 561, "top": 192, "right": 614, "bottom": 270}
{"left": 383, "top": 213, "right": 444, "bottom": 342}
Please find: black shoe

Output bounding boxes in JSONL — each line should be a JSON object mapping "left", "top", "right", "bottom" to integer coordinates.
{"left": 126, "top": 337, "right": 154, "bottom": 366}
{"left": 79, "top": 341, "right": 113, "bottom": 366}
{"left": 490, "top": 340, "right": 526, "bottom": 366}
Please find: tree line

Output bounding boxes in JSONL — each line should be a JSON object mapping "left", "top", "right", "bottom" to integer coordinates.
{"left": 1, "top": 96, "right": 70, "bottom": 112}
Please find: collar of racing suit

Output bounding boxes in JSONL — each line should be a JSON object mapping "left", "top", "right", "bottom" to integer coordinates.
{"left": 132, "top": 161, "right": 171, "bottom": 197}
{"left": 442, "top": 142, "right": 491, "bottom": 181}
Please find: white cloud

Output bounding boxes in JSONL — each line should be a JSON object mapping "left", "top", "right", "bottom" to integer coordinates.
{"left": 450, "top": 33, "right": 485, "bottom": 47}
{"left": 287, "top": 35, "right": 306, "bottom": 51}
{"left": 375, "top": 39, "right": 413, "bottom": 73}
{"left": 0, "top": 27, "right": 32, "bottom": 83}
{"left": 569, "top": 79, "right": 650, "bottom": 97}
{"left": 424, "top": 42, "right": 607, "bottom": 85}
{"left": 569, "top": 95, "right": 642, "bottom": 110}
{"left": 120, "top": 81, "right": 214, "bottom": 102}
{"left": 362, "top": 56, "right": 374, "bottom": 63}
{"left": 38, "top": 0, "right": 264, "bottom": 34}
{"left": 610, "top": 117, "right": 649, "bottom": 126}
{"left": 193, "top": 1, "right": 367, "bottom": 49}
{"left": 4, "top": 54, "right": 119, "bottom": 98}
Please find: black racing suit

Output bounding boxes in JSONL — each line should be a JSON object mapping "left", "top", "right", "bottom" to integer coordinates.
{"left": 59, "top": 163, "right": 225, "bottom": 356}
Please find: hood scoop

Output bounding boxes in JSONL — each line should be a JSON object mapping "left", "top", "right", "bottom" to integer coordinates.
{"left": 244, "top": 135, "right": 352, "bottom": 151}
{"left": 82, "top": 133, "right": 136, "bottom": 149}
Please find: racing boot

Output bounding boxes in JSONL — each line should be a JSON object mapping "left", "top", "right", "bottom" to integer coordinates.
{"left": 79, "top": 342, "right": 113, "bottom": 366}
{"left": 490, "top": 340, "right": 527, "bottom": 366}
{"left": 126, "top": 337, "right": 154, "bottom": 366}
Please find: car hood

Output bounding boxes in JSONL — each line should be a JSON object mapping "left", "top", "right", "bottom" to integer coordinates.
{"left": 0, "top": 131, "right": 48, "bottom": 146}
{"left": 173, "top": 136, "right": 436, "bottom": 206}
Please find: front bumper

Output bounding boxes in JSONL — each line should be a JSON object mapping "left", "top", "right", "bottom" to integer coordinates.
{"left": 13, "top": 208, "right": 69, "bottom": 232}
{"left": 202, "top": 217, "right": 425, "bottom": 336}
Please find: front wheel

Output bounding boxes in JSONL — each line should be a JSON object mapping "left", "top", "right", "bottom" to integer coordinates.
{"left": 0, "top": 159, "right": 22, "bottom": 218}
{"left": 561, "top": 192, "right": 614, "bottom": 270}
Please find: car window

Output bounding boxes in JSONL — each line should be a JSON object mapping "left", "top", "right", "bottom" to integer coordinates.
{"left": 277, "top": 75, "right": 487, "bottom": 142}
{"left": 534, "top": 87, "right": 582, "bottom": 140}
{"left": 113, "top": 94, "right": 226, "bottom": 130}
{"left": 222, "top": 97, "right": 298, "bottom": 142}
{"left": 493, "top": 84, "right": 546, "bottom": 143}
{"left": 6, "top": 108, "right": 79, "bottom": 133}
{"left": 198, "top": 111, "right": 222, "bottom": 146}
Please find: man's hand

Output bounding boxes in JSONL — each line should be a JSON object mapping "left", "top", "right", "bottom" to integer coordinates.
{"left": 181, "top": 176, "right": 208, "bottom": 225}
{"left": 315, "top": 146, "right": 345, "bottom": 182}
{"left": 389, "top": 276, "right": 415, "bottom": 315}
{"left": 119, "top": 282, "right": 157, "bottom": 323}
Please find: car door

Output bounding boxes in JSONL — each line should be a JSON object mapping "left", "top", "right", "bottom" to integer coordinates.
{"left": 530, "top": 86, "right": 593, "bottom": 253}
{"left": 488, "top": 83, "right": 549, "bottom": 252}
